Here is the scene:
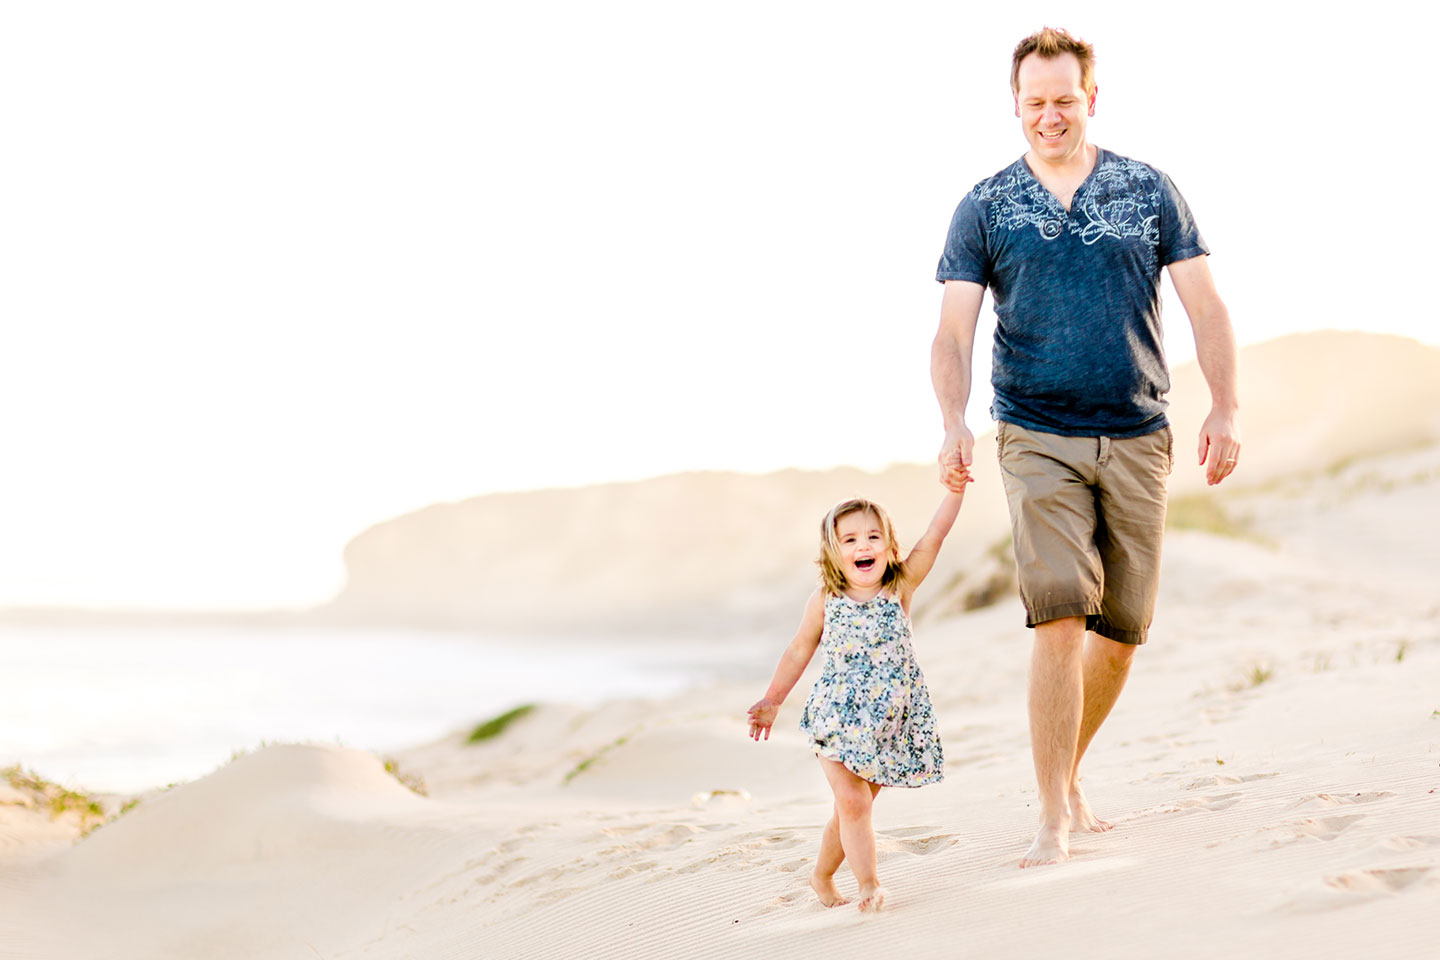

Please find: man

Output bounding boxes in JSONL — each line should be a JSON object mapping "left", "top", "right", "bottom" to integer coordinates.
{"left": 931, "top": 27, "right": 1240, "bottom": 868}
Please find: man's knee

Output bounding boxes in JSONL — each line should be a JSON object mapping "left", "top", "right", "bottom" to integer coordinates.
{"left": 1034, "top": 615, "right": 1087, "bottom": 646}
{"left": 1090, "top": 631, "right": 1138, "bottom": 667}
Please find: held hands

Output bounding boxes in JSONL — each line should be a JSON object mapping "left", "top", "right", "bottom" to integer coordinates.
{"left": 746, "top": 697, "right": 779, "bottom": 741}
{"left": 1198, "top": 407, "right": 1241, "bottom": 486}
{"left": 938, "top": 423, "right": 974, "bottom": 493}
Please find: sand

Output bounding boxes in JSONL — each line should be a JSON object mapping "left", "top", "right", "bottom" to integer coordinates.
{"left": 3, "top": 333, "right": 1439, "bottom": 958}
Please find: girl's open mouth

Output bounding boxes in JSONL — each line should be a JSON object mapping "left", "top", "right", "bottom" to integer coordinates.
{"left": 855, "top": 558, "right": 875, "bottom": 570}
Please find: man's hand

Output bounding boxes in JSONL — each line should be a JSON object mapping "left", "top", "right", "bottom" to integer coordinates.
{"left": 746, "top": 698, "right": 779, "bottom": 741}
{"left": 939, "top": 422, "right": 975, "bottom": 492}
{"left": 1198, "top": 407, "right": 1240, "bottom": 485}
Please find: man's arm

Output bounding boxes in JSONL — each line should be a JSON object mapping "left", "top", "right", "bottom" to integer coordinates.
{"left": 932, "top": 280, "right": 986, "bottom": 491}
{"left": 1168, "top": 255, "right": 1240, "bottom": 486}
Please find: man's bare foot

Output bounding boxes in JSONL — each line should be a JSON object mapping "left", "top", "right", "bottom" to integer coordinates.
{"left": 856, "top": 882, "right": 887, "bottom": 913}
{"left": 1019, "top": 823, "right": 1069, "bottom": 868}
{"left": 809, "top": 872, "right": 850, "bottom": 907}
{"left": 1069, "top": 784, "right": 1113, "bottom": 833}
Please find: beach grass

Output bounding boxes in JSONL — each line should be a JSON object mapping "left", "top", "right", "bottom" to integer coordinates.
{"left": 1166, "top": 493, "right": 1258, "bottom": 540}
{"left": 3, "top": 765, "right": 107, "bottom": 829}
{"left": 469, "top": 704, "right": 537, "bottom": 743}
{"left": 563, "top": 733, "right": 631, "bottom": 785}
{"left": 382, "top": 758, "right": 429, "bottom": 797}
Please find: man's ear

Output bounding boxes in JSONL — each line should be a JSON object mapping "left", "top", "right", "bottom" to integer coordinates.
{"left": 1087, "top": 85, "right": 1099, "bottom": 117}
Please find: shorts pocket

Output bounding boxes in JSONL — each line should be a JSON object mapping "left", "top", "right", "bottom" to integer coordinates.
{"left": 1164, "top": 425, "right": 1175, "bottom": 475}
{"left": 996, "top": 421, "right": 1009, "bottom": 461}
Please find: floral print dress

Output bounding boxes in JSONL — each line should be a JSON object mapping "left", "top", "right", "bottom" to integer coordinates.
{"left": 799, "top": 591, "right": 943, "bottom": 787}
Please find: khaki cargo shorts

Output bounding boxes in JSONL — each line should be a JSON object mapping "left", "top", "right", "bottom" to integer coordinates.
{"left": 996, "top": 420, "right": 1174, "bottom": 644}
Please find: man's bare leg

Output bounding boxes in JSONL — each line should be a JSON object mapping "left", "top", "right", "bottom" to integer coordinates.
{"left": 1022, "top": 616, "right": 1085, "bottom": 867}
{"left": 1069, "top": 632, "right": 1136, "bottom": 832}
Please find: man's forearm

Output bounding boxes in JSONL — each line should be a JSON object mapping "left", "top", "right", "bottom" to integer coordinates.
{"left": 1192, "top": 304, "right": 1239, "bottom": 412}
{"left": 932, "top": 281, "right": 985, "bottom": 431}
{"left": 931, "top": 332, "right": 973, "bottom": 430}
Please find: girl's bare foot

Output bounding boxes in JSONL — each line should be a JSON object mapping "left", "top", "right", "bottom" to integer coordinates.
{"left": 809, "top": 872, "right": 850, "bottom": 907}
{"left": 856, "top": 882, "right": 887, "bottom": 912}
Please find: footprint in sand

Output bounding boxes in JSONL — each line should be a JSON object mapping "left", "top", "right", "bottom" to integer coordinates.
{"left": 607, "top": 860, "right": 659, "bottom": 880}
{"left": 1280, "top": 866, "right": 1437, "bottom": 913}
{"left": 1288, "top": 791, "right": 1396, "bottom": 810}
{"left": 1184, "top": 772, "right": 1278, "bottom": 790}
{"left": 1377, "top": 835, "right": 1440, "bottom": 852}
{"left": 878, "top": 831, "right": 960, "bottom": 856}
{"left": 1258, "top": 813, "right": 1366, "bottom": 848}
{"left": 1132, "top": 792, "right": 1242, "bottom": 819}
{"left": 1325, "top": 866, "right": 1434, "bottom": 894}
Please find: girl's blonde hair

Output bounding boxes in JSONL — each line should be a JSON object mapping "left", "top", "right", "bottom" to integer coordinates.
{"left": 816, "top": 498, "right": 907, "bottom": 596}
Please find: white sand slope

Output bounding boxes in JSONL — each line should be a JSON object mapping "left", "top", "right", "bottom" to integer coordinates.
{"left": 325, "top": 331, "right": 1439, "bottom": 636}
{"left": 4, "top": 439, "right": 1438, "bottom": 959}
{"left": 3, "top": 331, "right": 1438, "bottom": 958}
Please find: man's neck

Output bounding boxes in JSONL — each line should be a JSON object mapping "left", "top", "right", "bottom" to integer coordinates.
{"left": 1024, "top": 142, "right": 1097, "bottom": 211}
{"left": 1024, "top": 141, "right": 1097, "bottom": 182}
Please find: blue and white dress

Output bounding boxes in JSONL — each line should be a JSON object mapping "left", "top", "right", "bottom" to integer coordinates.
{"left": 799, "top": 591, "right": 943, "bottom": 787}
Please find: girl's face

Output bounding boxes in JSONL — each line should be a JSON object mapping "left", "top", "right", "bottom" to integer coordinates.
{"left": 834, "top": 510, "right": 889, "bottom": 588}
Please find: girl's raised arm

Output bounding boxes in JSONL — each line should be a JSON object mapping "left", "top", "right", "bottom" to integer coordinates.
{"left": 902, "top": 488, "right": 967, "bottom": 600}
{"left": 746, "top": 589, "right": 826, "bottom": 741}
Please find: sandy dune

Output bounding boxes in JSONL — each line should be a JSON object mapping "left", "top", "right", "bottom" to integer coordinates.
{"left": 3, "top": 332, "right": 1438, "bottom": 958}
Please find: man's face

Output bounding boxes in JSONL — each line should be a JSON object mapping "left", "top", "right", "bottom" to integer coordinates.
{"left": 1013, "top": 52, "right": 1096, "bottom": 165}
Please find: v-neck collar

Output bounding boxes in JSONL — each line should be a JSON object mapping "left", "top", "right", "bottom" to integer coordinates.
{"left": 1019, "top": 146, "right": 1106, "bottom": 215}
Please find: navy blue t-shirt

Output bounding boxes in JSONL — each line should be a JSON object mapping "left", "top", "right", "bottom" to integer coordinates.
{"left": 936, "top": 148, "right": 1209, "bottom": 437}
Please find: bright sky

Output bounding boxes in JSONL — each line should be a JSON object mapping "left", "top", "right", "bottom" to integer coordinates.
{"left": 3, "top": 2, "right": 1434, "bottom": 610}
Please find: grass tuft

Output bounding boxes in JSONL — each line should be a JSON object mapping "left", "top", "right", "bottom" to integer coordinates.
{"left": 468, "top": 704, "right": 537, "bottom": 743}
{"left": 382, "top": 758, "right": 428, "bottom": 797}
{"left": 3, "top": 765, "right": 109, "bottom": 833}
{"left": 1228, "top": 662, "right": 1273, "bottom": 692}
{"left": 1166, "top": 494, "right": 1255, "bottom": 540}
{"left": 563, "top": 733, "right": 632, "bottom": 785}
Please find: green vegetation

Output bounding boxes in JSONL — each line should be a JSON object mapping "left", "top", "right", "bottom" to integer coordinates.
{"left": 1166, "top": 493, "right": 1255, "bottom": 540}
{"left": 3, "top": 765, "right": 107, "bottom": 830}
{"left": 468, "top": 704, "right": 537, "bottom": 743}
{"left": 1228, "top": 662, "right": 1273, "bottom": 693}
{"left": 1396, "top": 640, "right": 1410, "bottom": 663}
{"left": 382, "top": 758, "right": 428, "bottom": 797}
{"left": 563, "top": 733, "right": 631, "bottom": 785}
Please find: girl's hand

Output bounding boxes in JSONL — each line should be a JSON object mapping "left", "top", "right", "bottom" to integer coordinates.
{"left": 747, "top": 698, "right": 779, "bottom": 740}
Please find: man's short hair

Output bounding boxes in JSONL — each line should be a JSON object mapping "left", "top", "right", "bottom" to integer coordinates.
{"left": 1010, "top": 27, "right": 1096, "bottom": 95}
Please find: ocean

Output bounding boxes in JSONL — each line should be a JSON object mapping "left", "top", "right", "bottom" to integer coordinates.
{"left": 1, "top": 625, "right": 757, "bottom": 794}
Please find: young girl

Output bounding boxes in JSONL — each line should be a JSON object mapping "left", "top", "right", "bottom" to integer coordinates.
{"left": 747, "top": 480, "right": 967, "bottom": 912}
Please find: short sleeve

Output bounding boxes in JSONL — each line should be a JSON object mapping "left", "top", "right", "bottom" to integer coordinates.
{"left": 1157, "top": 172, "right": 1209, "bottom": 266}
{"left": 935, "top": 192, "right": 990, "bottom": 285}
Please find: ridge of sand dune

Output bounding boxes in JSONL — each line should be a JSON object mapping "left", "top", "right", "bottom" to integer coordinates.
{"left": 4, "top": 333, "right": 1438, "bottom": 959}
{"left": 61, "top": 745, "right": 431, "bottom": 878}
{"left": 325, "top": 331, "right": 1439, "bottom": 635}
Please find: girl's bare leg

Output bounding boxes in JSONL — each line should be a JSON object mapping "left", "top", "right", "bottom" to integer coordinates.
{"left": 810, "top": 808, "right": 850, "bottom": 906}
{"left": 819, "top": 758, "right": 886, "bottom": 912}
